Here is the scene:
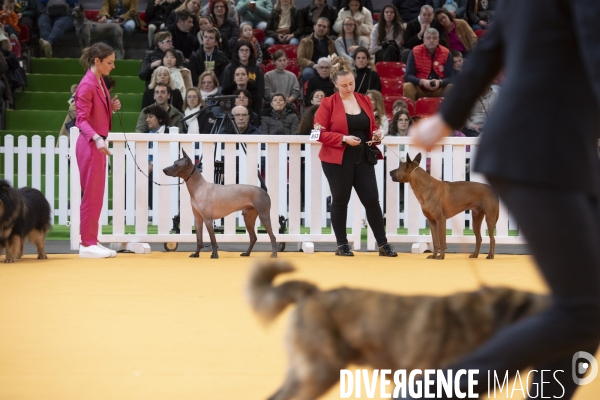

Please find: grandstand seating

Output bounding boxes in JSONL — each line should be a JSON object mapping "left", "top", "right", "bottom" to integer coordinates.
{"left": 380, "top": 77, "right": 404, "bottom": 96}
{"left": 375, "top": 61, "right": 406, "bottom": 79}
{"left": 415, "top": 97, "right": 444, "bottom": 117}
{"left": 266, "top": 44, "right": 298, "bottom": 60}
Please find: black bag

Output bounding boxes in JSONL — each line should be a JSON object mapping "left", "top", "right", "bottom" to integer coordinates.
{"left": 64, "top": 118, "right": 76, "bottom": 132}
{"left": 377, "top": 41, "right": 401, "bottom": 62}
{"left": 365, "top": 144, "right": 379, "bottom": 165}
{"left": 46, "top": 0, "right": 70, "bottom": 17}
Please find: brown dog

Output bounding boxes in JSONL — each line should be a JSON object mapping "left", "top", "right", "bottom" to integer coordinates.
{"left": 246, "top": 260, "right": 549, "bottom": 400}
{"left": 163, "top": 150, "right": 277, "bottom": 258}
{"left": 389, "top": 153, "right": 499, "bottom": 259}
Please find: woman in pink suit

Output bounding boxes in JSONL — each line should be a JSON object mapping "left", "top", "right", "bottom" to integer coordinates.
{"left": 75, "top": 43, "right": 121, "bottom": 259}
{"left": 314, "top": 57, "right": 397, "bottom": 257}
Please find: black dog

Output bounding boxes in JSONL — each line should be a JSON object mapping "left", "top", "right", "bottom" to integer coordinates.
{"left": 0, "top": 180, "right": 51, "bottom": 262}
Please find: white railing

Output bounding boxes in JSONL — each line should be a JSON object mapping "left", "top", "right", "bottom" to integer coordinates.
{"left": 0, "top": 131, "right": 526, "bottom": 252}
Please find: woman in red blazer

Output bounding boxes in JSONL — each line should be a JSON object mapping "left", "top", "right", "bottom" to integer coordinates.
{"left": 314, "top": 57, "right": 397, "bottom": 257}
{"left": 75, "top": 43, "right": 121, "bottom": 259}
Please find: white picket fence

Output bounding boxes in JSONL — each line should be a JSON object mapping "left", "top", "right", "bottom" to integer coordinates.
{"left": 1, "top": 131, "right": 525, "bottom": 252}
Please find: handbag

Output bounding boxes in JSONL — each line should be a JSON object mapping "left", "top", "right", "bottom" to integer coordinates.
{"left": 365, "top": 144, "right": 379, "bottom": 165}
{"left": 64, "top": 117, "right": 76, "bottom": 132}
{"left": 46, "top": 0, "right": 70, "bottom": 17}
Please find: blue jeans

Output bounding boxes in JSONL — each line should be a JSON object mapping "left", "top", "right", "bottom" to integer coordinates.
{"left": 263, "top": 36, "right": 300, "bottom": 48}
{"left": 301, "top": 66, "right": 317, "bottom": 82}
{"left": 106, "top": 19, "right": 136, "bottom": 36}
{"left": 38, "top": 13, "right": 74, "bottom": 44}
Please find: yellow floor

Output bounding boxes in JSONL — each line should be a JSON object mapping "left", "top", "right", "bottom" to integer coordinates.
{"left": 0, "top": 251, "right": 598, "bottom": 400}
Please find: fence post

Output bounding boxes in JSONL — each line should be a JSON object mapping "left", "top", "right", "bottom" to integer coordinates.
{"left": 45, "top": 136, "right": 56, "bottom": 225}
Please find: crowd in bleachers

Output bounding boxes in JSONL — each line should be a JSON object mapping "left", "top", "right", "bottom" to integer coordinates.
{"left": 16, "top": 0, "right": 498, "bottom": 137}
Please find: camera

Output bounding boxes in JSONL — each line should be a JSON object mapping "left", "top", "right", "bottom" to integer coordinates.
{"left": 430, "top": 81, "right": 436, "bottom": 87}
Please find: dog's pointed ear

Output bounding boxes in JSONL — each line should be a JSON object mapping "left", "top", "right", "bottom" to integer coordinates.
{"left": 406, "top": 154, "right": 412, "bottom": 164}
{"left": 414, "top": 153, "right": 422, "bottom": 164}
{"left": 182, "top": 149, "right": 190, "bottom": 160}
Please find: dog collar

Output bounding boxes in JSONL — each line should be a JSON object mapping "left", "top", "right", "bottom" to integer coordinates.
{"left": 184, "top": 166, "right": 196, "bottom": 182}
{"left": 408, "top": 166, "right": 421, "bottom": 182}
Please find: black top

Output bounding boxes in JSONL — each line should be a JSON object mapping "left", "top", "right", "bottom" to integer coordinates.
{"left": 440, "top": 0, "right": 600, "bottom": 193}
{"left": 345, "top": 109, "right": 370, "bottom": 162}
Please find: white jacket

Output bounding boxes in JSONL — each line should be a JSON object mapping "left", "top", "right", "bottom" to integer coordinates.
{"left": 333, "top": 8, "right": 374, "bottom": 38}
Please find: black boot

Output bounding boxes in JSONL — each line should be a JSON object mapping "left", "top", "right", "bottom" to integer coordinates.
{"left": 335, "top": 244, "right": 354, "bottom": 256}
{"left": 379, "top": 243, "right": 398, "bottom": 257}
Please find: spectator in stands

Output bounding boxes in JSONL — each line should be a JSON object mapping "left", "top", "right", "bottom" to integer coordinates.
{"left": 145, "top": 0, "right": 179, "bottom": 47}
{"left": 301, "top": 0, "right": 337, "bottom": 37}
{"left": 333, "top": 0, "right": 373, "bottom": 41}
{"left": 201, "top": 0, "right": 237, "bottom": 24}
{"left": 297, "top": 103, "right": 319, "bottom": 134}
{"left": 211, "top": 0, "right": 239, "bottom": 49}
{"left": 403, "top": 5, "right": 447, "bottom": 62}
{"left": 162, "top": 48, "right": 192, "bottom": 94}
{"left": 136, "top": 82, "right": 185, "bottom": 132}
{"left": 198, "top": 70, "right": 220, "bottom": 100}
{"left": 1, "top": 0, "right": 20, "bottom": 41}
{"left": 142, "top": 65, "right": 184, "bottom": 111}
{"left": 334, "top": 16, "right": 368, "bottom": 64}
{"left": 264, "top": 49, "right": 300, "bottom": 103}
{"left": 224, "top": 105, "right": 262, "bottom": 134}
{"left": 433, "top": 0, "right": 466, "bottom": 19}
{"left": 467, "top": 0, "right": 495, "bottom": 31}
{"left": 392, "top": 98, "right": 408, "bottom": 113}
{"left": 332, "top": 0, "right": 373, "bottom": 13}
{"left": 353, "top": 46, "right": 381, "bottom": 94}
{"left": 304, "top": 57, "right": 335, "bottom": 106}
{"left": 15, "top": 0, "right": 36, "bottom": 33}
{"left": 369, "top": 4, "right": 403, "bottom": 62}
{"left": 461, "top": 84, "right": 498, "bottom": 137}
{"left": 435, "top": 8, "right": 477, "bottom": 55}
{"left": 366, "top": 89, "right": 388, "bottom": 132}
{"left": 239, "top": 21, "right": 262, "bottom": 66}
{"left": 236, "top": 0, "right": 272, "bottom": 30}
{"left": 198, "top": 15, "right": 232, "bottom": 58}
{"left": 37, "top": 0, "right": 75, "bottom": 58}
{"left": 139, "top": 31, "right": 183, "bottom": 84}
{"left": 221, "top": 40, "right": 265, "bottom": 99}
{"left": 221, "top": 65, "right": 262, "bottom": 116}
{"left": 391, "top": 0, "right": 430, "bottom": 22}
{"left": 310, "top": 89, "right": 325, "bottom": 104}
{"left": 403, "top": 27, "right": 453, "bottom": 102}
{"left": 188, "top": 28, "right": 229, "bottom": 86}
{"left": 264, "top": 0, "right": 303, "bottom": 48}
{"left": 145, "top": 104, "right": 171, "bottom": 135}
{"left": 167, "top": 10, "right": 197, "bottom": 60}
{"left": 298, "top": 17, "right": 336, "bottom": 82}
{"left": 388, "top": 109, "right": 411, "bottom": 135}
{"left": 452, "top": 49, "right": 463, "bottom": 72}
{"left": 98, "top": 0, "right": 137, "bottom": 36}
{"left": 234, "top": 88, "right": 260, "bottom": 127}
{"left": 261, "top": 92, "right": 299, "bottom": 135}
{"left": 167, "top": 0, "right": 201, "bottom": 35}
{"left": 183, "top": 87, "right": 215, "bottom": 133}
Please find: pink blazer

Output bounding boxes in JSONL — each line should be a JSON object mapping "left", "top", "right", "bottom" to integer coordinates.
{"left": 75, "top": 69, "right": 113, "bottom": 141}
{"left": 314, "top": 91, "right": 383, "bottom": 165}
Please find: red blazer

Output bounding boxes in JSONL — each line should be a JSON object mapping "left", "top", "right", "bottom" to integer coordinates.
{"left": 75, "top": 69, "right": 113, "bottom": 142}
{"left": 314, "top": 91, "right": 383, "bottom": 164}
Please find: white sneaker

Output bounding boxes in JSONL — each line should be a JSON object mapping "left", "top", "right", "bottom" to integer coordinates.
{"left": 97, "top": 243, "right": 117, "bottom": 257}
{"left": 79, "top": 245, "right": 112, "bottom": 259}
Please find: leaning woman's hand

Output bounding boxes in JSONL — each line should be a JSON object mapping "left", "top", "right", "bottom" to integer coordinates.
{"left": 111, "top": 95, "right": 121, "bottom": 111}
{"left": 344, "top": 135, "right": 361, "bottom": 146}
{"left": 409, "top": 114, "right": 452, "bottom": 151}
{"left": 94, "top": 136, "right": 112, "bottom": 156}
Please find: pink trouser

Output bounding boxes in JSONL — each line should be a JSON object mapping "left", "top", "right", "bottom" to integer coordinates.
{"left": 76, "top": 135, "right": 107, "bottom": 246}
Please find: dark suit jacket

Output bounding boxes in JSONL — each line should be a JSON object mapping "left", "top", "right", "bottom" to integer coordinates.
{"left": 440, "top": 0, "right": 600, "bottom": 194}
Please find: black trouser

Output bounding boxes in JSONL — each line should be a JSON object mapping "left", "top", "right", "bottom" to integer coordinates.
{"left": 422, "top": 177, "right": 600, "bottom": 399}
{"left": 322, "top": 146, "right": 387, "bottom": 247}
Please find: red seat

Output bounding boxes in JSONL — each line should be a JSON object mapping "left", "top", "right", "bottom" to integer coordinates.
{"left": 260, "top": 62, "right": 266, "bottom": 74}
{"left": 380, "top": 77, "right": 404, "bottom": 96}
{"left": 17, "top": 23, "right": 28, "bottom": 43}
{"left": 375, "top": 61, "right": 406, "bottom": 79}
{"left": 415, "top": 97, "right": 444, "bottom": 117}
{"left": 384, "top": 95, "right": 415, "bottom": 116}
{"left": 265, "top": 60, "right": 300, "bottom": 76}
{"left": 10, "top": 39, "right": 20, "bottom": 58}
{"left": 253, "top": 28, "right": 265, "bottom": 44}
{"left": 139, "top": 11, "right": 148, "bottom": 32}
{"left": 267, "top": 44, "right": 297, "bottom": 60}
{"left": 303, "top": 80, "right": 308, "bottom": 96}
{"left": 84, "top": 10, "right": 100, "bottom": 20}
{"left": 373, "top": 13, "right": 379, "bottom": 22}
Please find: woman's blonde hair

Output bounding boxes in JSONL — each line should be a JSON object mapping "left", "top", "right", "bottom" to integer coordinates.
{"left": 149, "top": 66, "right": 175, "bottom": 90}
{"left": 174, "top": 0, "right": 201, "bottom": 21}
{"left": 185, "top": 87, "right": 205, "bottom": 110}
{"left": 198, "top": 70, "right": 220, "bottom": 88}
{"left": 366, "top": 89, "right": 386, "bottom": 127}
{"left": 343, "top": 17, "right": 359, "bottom": 43}
{"left": 330, "top": 56, "right": 354, "bottom": 82}
{"left": 274, "top": 0, "right": 295, "bottom": 11}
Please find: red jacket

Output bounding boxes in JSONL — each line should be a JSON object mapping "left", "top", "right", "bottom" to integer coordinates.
{"left": 75, "top": 69, "right": 113, "bottom": 141}
{"left": 413, "top": 44, "right": 450, "bottom": 80}
{"left": 314, "top": 92, "right": 383, "bottom": 164}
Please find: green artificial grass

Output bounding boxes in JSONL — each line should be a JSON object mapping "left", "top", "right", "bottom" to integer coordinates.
{"left": 31, "top": 58, "right": 142, "bottom": 77}
{"left": 27, "top": 74, "right": 145, "bottom": 93}
{"left": 14, "top": 92, "right": 143, "bottom": 111}
{"left": 5, "top": 110, "right": 140, "bottom": 132}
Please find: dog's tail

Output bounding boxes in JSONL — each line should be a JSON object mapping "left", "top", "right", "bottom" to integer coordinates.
{"left": 245, "top": 260, "right": 319, "bottom": 324}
